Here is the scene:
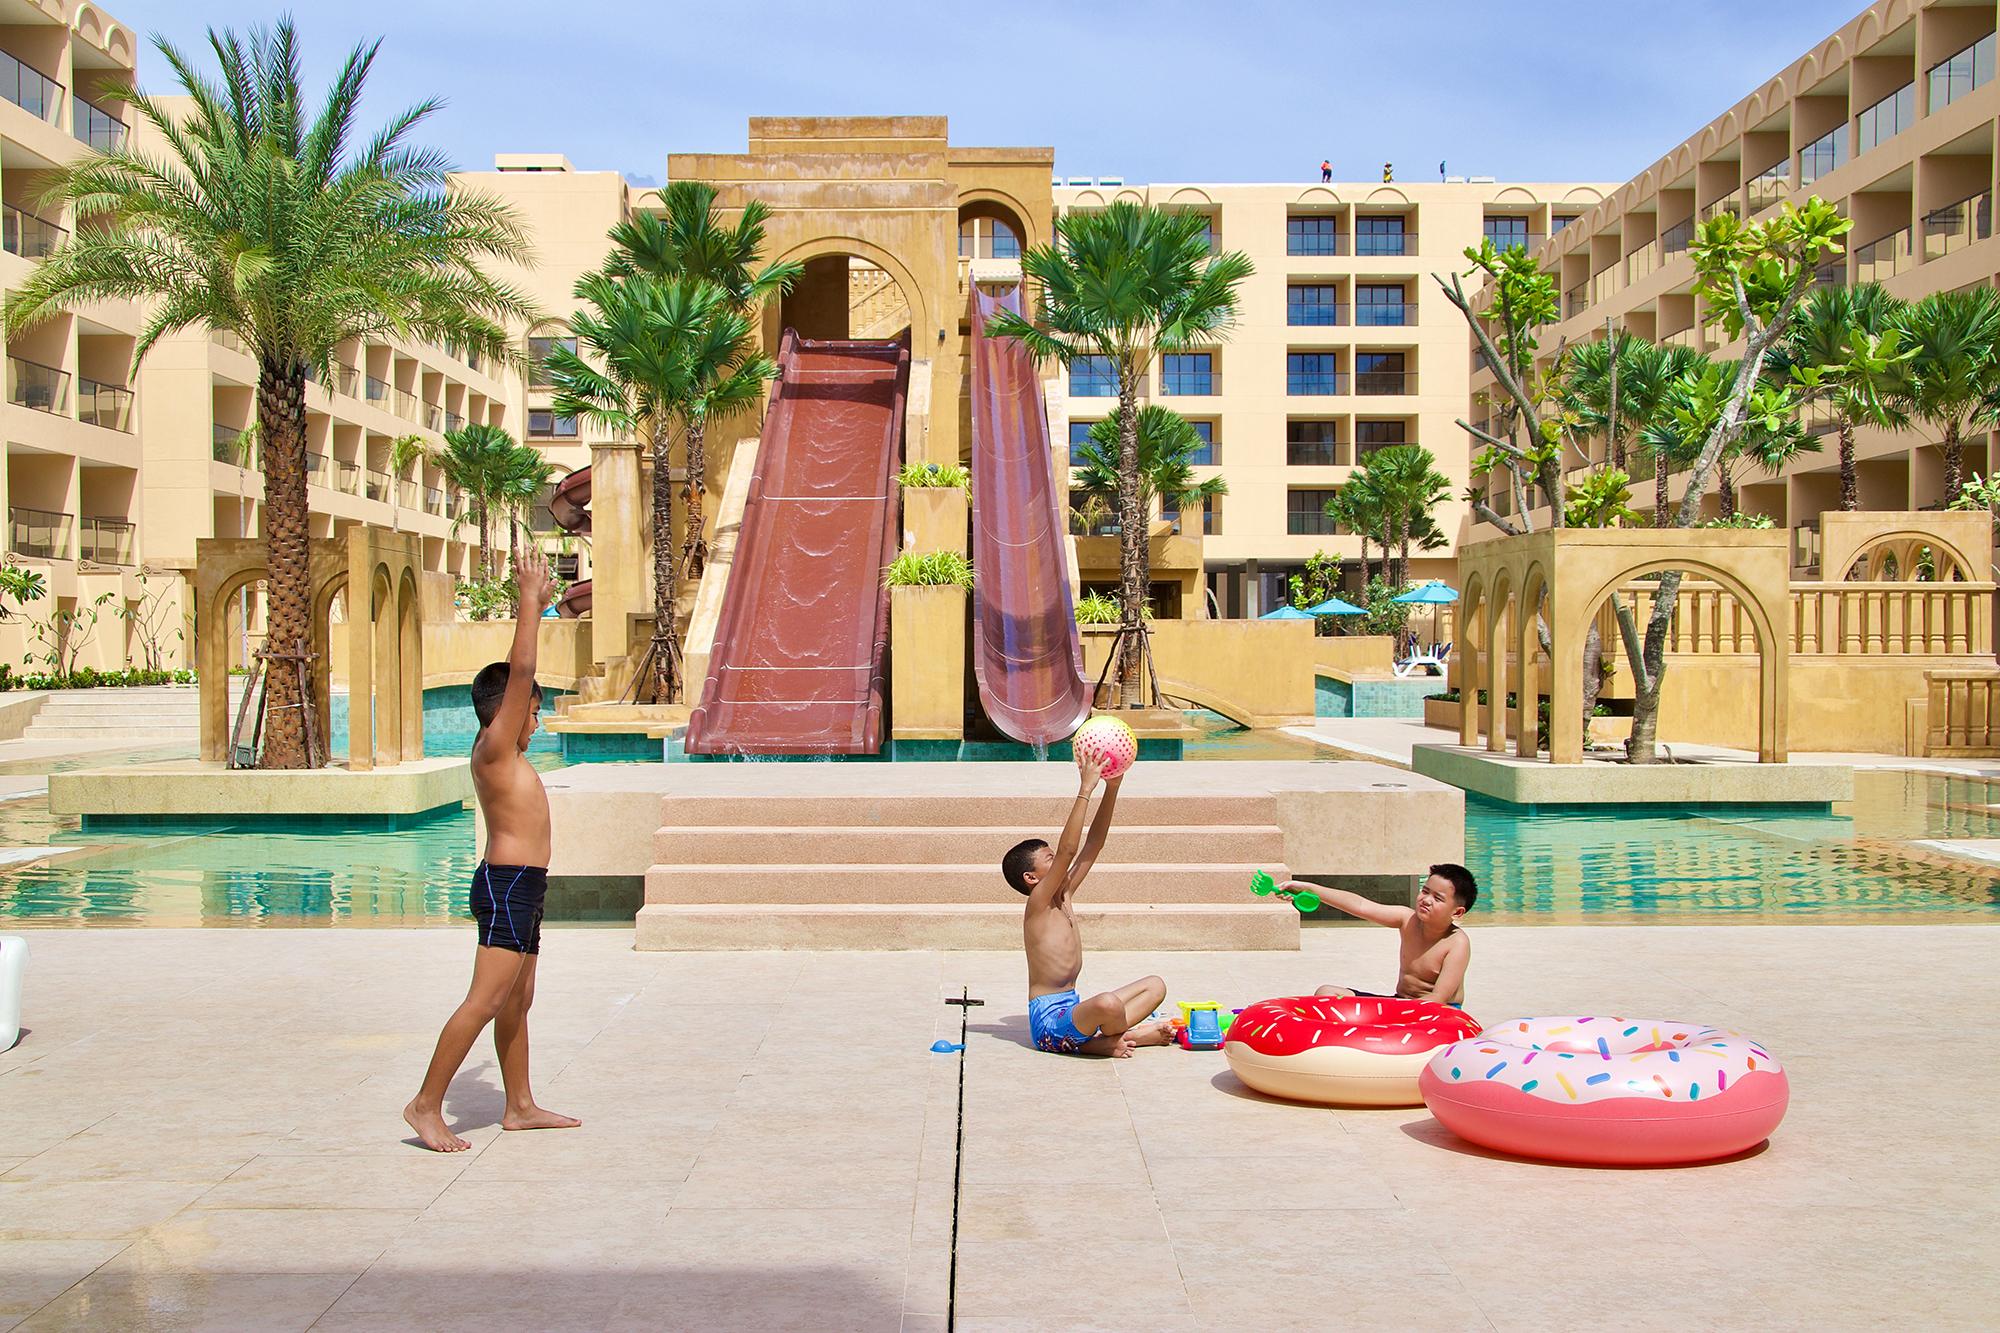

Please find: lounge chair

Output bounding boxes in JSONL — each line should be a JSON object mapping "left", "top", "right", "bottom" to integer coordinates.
{"left": 1393, "top": 641, "right": 1451, "bottom": 678}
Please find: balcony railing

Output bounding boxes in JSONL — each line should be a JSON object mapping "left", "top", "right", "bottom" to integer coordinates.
{"left": 1854, "top": 226, "right": 1915, "bottom": 284}
{"left": 1354, "top": 230, "right": 1414, "bottom": 257}
{"left": 1797, "top": 127, "right": 1848, "bottom": 187}
{"left": 71, "top": 96, "right": 124, "bottom": 152}
{"left": 7, "top": 356, "right": 68, "bottom": 414}
{"left": 0, "top": 51, "right": 61, "bottom": 124}
{"left": 364, "top": 468, "right": 392, "bottom": 502}
{"left": 1814, "top": 259, "right": 1847, "bottom": 289}
{"left": 1625, "top": 239, "right": 1660, "bottom": 285}
{"left": 1, "top": 202, "right": 65, "bottom": 260}
{"left": 1660, "top": 217, "right": 1696, "bottom": 258}
{"left": 398, "top": 478, "right": 422, "bottom": 508}
{"left": 1287, "top": 508, "right": 1340, "bottom": 536}
{"left": 1698, "top": 194, "right": 1739, "bottom": 223}
{"left": 1855, "top": 82, "right": 1915, "bottom": 155}
{"left": 1929, "top": 31, "right": 1996, "bottom": 113}
{"left": 79, "top": 516, "right": 133, "bottom": 565}
{"left": 1357, "top": 438, "right": 1413, "bottom": 462}
{"left": 1589, "top": 265, "right": 1621, "bottom": 305}
{"left": 1286, "top": 372, "right": 1346, "bottom": 396}
{"left": 213, "top": 423, "right": 255, "bottom": 464}
{"left": 211, "top": 328, "right": 249, "bottom": 356}
{"left": 1354, "top": 302, "right": 1415, "bottom": 327}
{"left": 329, "top": 362, "right": 359, "bottom": 397}
{"left": 9, "top": 506, "right": 72, "bottom": 560}
{"left": 1922, "top": 191, "right": 1993, "bottom": 262}
{"left": 1564, "top": 282, "right": 1588, "bottom": 319}
{"left": 1286, "top": 227, "right": 1345, "bottom": 257}
{"left": 422, "top": 401, "right": 444, "bottom": 431}
{"left": 1661, "top": 326, "right": 1699, "bottom": 350}
{"left": 1744, "top": 164, "right": 1790, "bottom": 215}
{"left": 1158, "top": 366, "right": 1217, "bottom": 396}
{"left": 392, "top": 387, "right": 422, "bottom": 424}
{"left": 77, "top": 376, "right": 133, "bottom": 432}
{"left": 364, "top": 375, "right": 390, "bottom": 406}
{"left": 305, "top": 450, "right": 329, "bottom": 483}
{"left": 425, "top": 486, "right": 445, "bottom": 515}
{"left": 334, "top": 460, "right": 361, "bottom": 495}
{"left": 1482, "top": 231, "right": 1545, "bottom": 253}
{"left": 1286, "top": 439, "right": 1344, "bottom": 467}
{"left": 443, "top": 410, "right": 464, "bottom": 433}
{"left": 1287, "top": 300, "right": 1345, "bottom": 327}
{"left": 1355, "top": 370, "right": 1416, "bottom": 396}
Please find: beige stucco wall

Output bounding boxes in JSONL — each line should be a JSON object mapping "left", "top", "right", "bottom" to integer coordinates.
{"left": 1080, "top": 618, "right": 1316, "bottom": 726}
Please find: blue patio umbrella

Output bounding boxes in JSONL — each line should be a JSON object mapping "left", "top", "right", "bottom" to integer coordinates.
{"left": 1260, "top": 605, "right": 1316, "bottom": 620}
{"left": 1391, "top": 582, "right": 1459, "bottom": 647}
{"left": 1305, "top": 595, "right": 1365, "bottom": 616}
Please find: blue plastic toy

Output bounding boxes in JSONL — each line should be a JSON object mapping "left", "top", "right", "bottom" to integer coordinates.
{"left": 1175, "top": 1001, "right": 1226, "bottom": 1051}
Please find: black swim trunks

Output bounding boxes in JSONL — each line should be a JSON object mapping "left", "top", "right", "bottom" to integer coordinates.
{"left": 471, "top": 862, "right": 548, "bottom": 954}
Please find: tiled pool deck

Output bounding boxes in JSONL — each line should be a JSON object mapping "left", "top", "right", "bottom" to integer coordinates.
{"left": 2, "top": 924, "right": 1993, "bottom": 1330}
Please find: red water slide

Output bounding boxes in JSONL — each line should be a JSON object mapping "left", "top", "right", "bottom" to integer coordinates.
{"left": 549, "top": 466, "right": 592, "bottom": 619}
{"left": 967, "top": 286, "right": 1093, "bottom": 746}
{"left": 683, "top": 331, "right": 910, "bottom": 754}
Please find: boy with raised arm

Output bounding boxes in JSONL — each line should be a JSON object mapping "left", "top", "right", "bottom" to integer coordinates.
{"left": 404, "top": 552, "right": 579, "bottom": 1151}
{"left": 1294, "top": 863, "right": 1477, "bottom": 1007}
{"left": 1002, "top": 755, "right": 1172, "bottom": 1057}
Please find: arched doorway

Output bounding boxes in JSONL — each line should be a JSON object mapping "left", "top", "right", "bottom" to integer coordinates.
{"left": 779, "top": 252, "right": 912, "bottom": 343}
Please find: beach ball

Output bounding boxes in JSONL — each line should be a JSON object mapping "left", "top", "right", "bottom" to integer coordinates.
{"left": 1073, "top": 715, "right": 1138, "bottom": 780}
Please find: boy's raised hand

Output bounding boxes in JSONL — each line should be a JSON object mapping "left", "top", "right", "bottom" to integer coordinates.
{"left": 1077, "top": 751, "right": 1105, "bottom": 794}
{"left": 515, "top": 550, "right": 556, "bottom": 616}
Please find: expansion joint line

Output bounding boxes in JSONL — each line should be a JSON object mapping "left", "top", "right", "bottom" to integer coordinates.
{"left": 943, "top": 987, "right": 984, "bottom": 1331}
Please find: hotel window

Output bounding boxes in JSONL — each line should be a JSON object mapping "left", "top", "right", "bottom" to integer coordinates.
{"left": 1068, "top": 420, "right": 1097, "bottom": 466}
{"left": 1160, "top": 353, "right": 1214, "bottom": 396}
{"left": 1797, "top": 126, "right": 1848, "bottom": 185}
{"left": 1355, "top": 215, "right": 1409, "bottom": 256}
{"left": 1070, "top": 355, "right": 1118, "bottom": 397}
{"left": 527, "top": 335, "right": 576, "bottom": 387}
{"left": 1855, "top": 82, "right": 1915, "bottom": 155}
{"left": 1929, "top": 32, "right": 1996, "bottom": 112}
{"left": 1287, "top": 352, "right": 1343, "bottom": 396}
{"left": 1162, "top": 495, "right": 1220, "bottom": 536}
{"left": 528, "top": 409, "right": 577, "bottom": 439}
{"left": 1187, "top": 420, "right": 1215, "bottom": 466}
{"left": 1483, "top": 216, "right": 1530, "bottom": 250}
{"left": 1287, "top": 420, "right": 1342, "bottom": 466}
{"left": 1355, "top": 352, "right": 1408, "bottom": 395}
{"left": 1070, "top": 490, "right": 1117, "bottom": 536}
{"left": 1287, "top": 215, "right": 1342, "bottom": 256}
{"left": 1550, "top": 214, "right": 1579, "bottom": 232}
{"left": 959, "top": 216, "right": 1021, "bottom": 259}
{"left": 1287, "top": 489, "right": 1341, "bottom": 536}
{"left": 1355, "top": 283, "right": 1410, "bottom": 327}
{"left": 1187, "top": 212, "right": 1217, "bottom": 253}
{"left": 1356, "top": 419, "right": 1408, "bottom": 461}
{"left": 1287, "top": 284, "right": 1342, "bottom": 326}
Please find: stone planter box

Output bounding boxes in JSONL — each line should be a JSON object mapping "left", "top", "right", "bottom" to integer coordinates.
{"left": 890, "top": 583, "right": 966, "bottom": 740}
{"left": 1424, "top": 696, "right": 1460, "bottom": 730}
{"left": 901, "top": 486, "right": 967, "bottom": 556}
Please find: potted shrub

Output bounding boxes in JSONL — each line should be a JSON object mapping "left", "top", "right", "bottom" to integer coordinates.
{"left": 885, "top": 550, "right": 972, "bottom": 740}
{"left": 898, "top": 461, "right": 969, "bottom": 557}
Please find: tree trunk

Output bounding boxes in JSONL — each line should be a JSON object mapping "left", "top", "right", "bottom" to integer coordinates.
{"left": 1717, "top": 470, "right": 1737, "bottom": 521}
{"left": 650, "top": 431, "right": 682, "bottom": 704}
{"left": 1114, "top": 361, "right": 1147, "bottom": 707}
{"left": 682, "top": 420, "right": 708, "bottom": 582}
{"left": 1396, "top": 521, "right": 1412, "bottom": 591}
{"left": 255, "top": 359, "right": 314, "bottom": 770}
{"left": 1624, "top": 569, "right": 1683, "bottom": 764}
{"left": 1837, "top": 419, "right": 1859, "bottom": 512}
{"left": 1358, "top": 536, "right": 1373, "bottom": 600}
{"left": 1654, "top": 447, "right": 1670, "bottom": 528}
{"left": 474, "top": 499, "right": 490, "bottom": 581}
{"left": 1580, "top": 619, "right": 1603, "bottom": 744}
{"left": 1943, "top": 420, "right": 1964, "bottom": 504}
{"left": 508, "top": 509, "right": 520, "bottom": 581}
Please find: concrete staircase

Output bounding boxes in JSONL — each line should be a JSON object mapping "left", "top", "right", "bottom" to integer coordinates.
{"left": 20, "top": 683, "right": 247, "bottom": 745}
{"left": 640, "top": 787, "right": 1296, "bottom": 950}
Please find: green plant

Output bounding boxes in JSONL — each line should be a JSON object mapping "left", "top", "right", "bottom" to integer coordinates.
{"left": 1350, "top": 445, "right": 1451, "bottom": 587}
{"left": 985, "top": 201, "right": 1252, "bottom": 703}
{"left": 1287, "top": 552, "right": 1349, "bottom": 635}
{"left": 1358, "top": 576, "right": 1413, "bottom": 638}
{"left": 1075, "top": 591, "right": 1151, "bottom": 623}
{"left": 1697, "top": 513, "right": 1777, "bottom": 529}
{"left": 1774, "top": 284, "right": 1910, "bottom": 512}
{"left": 898, "top": 461, "right": 970, "bottom": 489}
{"left": 1564, "top": 468, "right": 1641, "bottom": 529}
{"left": 4, "top": 19, "right": 537, "bottom": 768}
{"left": 1897, "top": 286, "right": 2000, "bottom": 502}
{"left": 434, "top": 424, "right": 519, "bottom": 580}
{"left": 1074, "top": 407, "right": 1229, "bottom": 534}
{"left": 453, "top": 573, "right": 568, "bottom": 623}
{"left": 883, "top": 550, "right": 973, "bottom": 589}
{"left": 0, "top": 563, "right": 48, "bottom": 621}
{"left": 118, "top": 570, "right": 187, "bottom": 672}
{"left": 6, "top": 665, "right": 194, "bottom": 691}
{"left": 27, "top": 592, "right": 113, "bottom": 678}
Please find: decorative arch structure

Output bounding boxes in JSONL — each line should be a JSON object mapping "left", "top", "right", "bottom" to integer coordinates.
{"left": 194, "top": 530, "right": 426, "bottom": 768}
{"left": 1456, "top": 528, "right": 1792, "bottom": 763}
{"left": 1818, "top": 510, "right": 1991, "bottom": 585}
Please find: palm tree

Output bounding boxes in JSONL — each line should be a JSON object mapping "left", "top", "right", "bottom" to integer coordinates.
{"left": 1775, "top": 284, "right": 1909, "bottom": 511}
{"left": 548, "top": 274, "right": 776, "bottom": 702}
{"left": 596, "top": 182, "right": 799, "bottom": 578}
{"left": 1328, "top": 479, "right": 1385, "bottom": 598}
{"left": 495, "top": 443, "right": 556, "bottom": 581}
{"left": 2, "top": 21, "right": 536, "bottom": 768}
{"left": 1564, "top": 336, "right": 1707, "bottom": 524}
{"left": 986, "top": 202, "right": 1253, "bottom": 703}
{"left": 1074, "top": 406, "right": 1229, "bottom": 547}
{"left": 387, "top": 433, "right": 427, "bottom": 529}
{"left": 1898, "top": 287, "right": 2000, "bottom": 502}
{"left": 433, "top": 424, "right": 517, "bottom": 580}
{"left": 1355, "top": 445, "right": 1452, "bottom": 588}
{"left": 1635, "top": 357, "right": 1726, "bottom": 524}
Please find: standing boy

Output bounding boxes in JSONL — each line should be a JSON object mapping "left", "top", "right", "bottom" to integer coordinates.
{"left": 1002, "top": 756, "right": 1172, "bottom": 1057}
{"left": 404, "top": 552, "right": 579, "bottom": 1151}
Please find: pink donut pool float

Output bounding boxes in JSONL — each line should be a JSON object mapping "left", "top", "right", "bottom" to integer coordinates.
{"left": 1419, "top": 1016, "right": 1789, "bottom": 1166}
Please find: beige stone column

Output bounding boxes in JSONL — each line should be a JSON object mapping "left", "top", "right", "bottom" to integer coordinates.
{"left": 1484, "top": 596, "right": 1508, "bottom": 755}
{"left": 372, "top": 573, "right": 402, "bottom": 768}
{"left": 399, "top": 577, "right": 423, "bottom": 759}
{"left": 588, "top": 441, "right": 643, "bottom": 667}
{"left": 347, "top": 575, "right": 374, "bottom": 773}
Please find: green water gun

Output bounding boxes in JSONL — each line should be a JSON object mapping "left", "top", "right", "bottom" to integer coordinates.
{"left": 1250, "top": 869, "right": 1320, "bottom": 913}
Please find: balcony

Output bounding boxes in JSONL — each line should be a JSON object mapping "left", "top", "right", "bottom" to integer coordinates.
{"left": 1698, "top": 194, "right": 1739, "bottom": 223}
{"left": 422, "top": 401, "right": 444, "bottom": 432}
{"left": 1068, "top": 364, "right": 1119, "bottom": 397}
{"left": 79, "top": 516, "right": 133, "bottom": 565}
{"left": 1286, "top": 299, "right": 1345, "bottom": 327}
{"left": 1356, "top": 370, "right": 1416, "bottom": 396}
{"left": 0, "top": 51, "right": 61, "bottom": 125}
{"left": 1929, "top": 32, "right": 1996, "bottom": 113}
{"left": 1744, "top": 164, "right": 1790, "bottom": 216}
{"left": 1357, "top": 438, "right": 1413, "bottom": 462}
{"left": 305, "top": 450, "right": 328, "bottom": 483}
{"left": 1797, "top": 127, "right": 1848, "bottom": 187}
{"left": 1482, "top": 231, "right": 1545, "bottom": 253}
{"left": 1286, "top": 439, "right": 1343, "bottom": 467}
{"left": 1564, "top": 282, "right": 1588, "bottom": 319}
{"left": 1354, "top": 230, "right": 1414, "bottom": 257}
{"left": 425, "top": 486, "right": 445, "bottom": 515}
{"left": 398, "top": 478, "right": 422, "bottom": 508}
{"left": 7, "top": 356, "right": 68, "bottom": 414}
{"left": 77, "top": 377, "right": 132, "bottom": 432}
{"left": 1588, "top": 266, "right": 1621, "bottom": 305}
{"left": 1158, "top": 364, "right": 1217, "bottom": 396}
{"left": 364, "top": 375, "right": 391, "bottom": 406}
{"left": 364, "top": 468, "right": 392, "bottom": 502}
{"left": 443, "top": 410, "right": 464, "bottom": 433}
{"left": 9, "top": 506, "right": 72, "bottom": 560}
{"left": 2, "top": 203, "right": 65, "bottom": 260}
{"left": 330, "top": 362, "right": 360, "bottom": 397}
{"left": 1287, "top": 506, "right": 1340, "bottom": 537}
{"left": 1922, "top": 192, "right": 1992, "bottom": 263}
{"left": 334, "top": 460, "right": 361, "bottom": 495}
{"left": 1661, "top": 326, "right": 1699, "bottom": 350}
{"left": 1354, "top": 302, "right": 1414, "bottom": 328}
{"left": 1285, "top": 225, "right": 1344, "bottom": 257}
{"left": 213, "top": 423, "right": 256, "bottom": 466}
{"left": 1854, "top": 226, "right": 1915, "bottom": 284}
{"left": 1625, "top": 239, "right": 1660, "bottom": 284}
{"left": 71, "top": 96, "right": 124, "bottom": 152}
{"left": 392, "top": 387, "right": 423, "bottom": 424}
{"left": 1855, "top": 82, "right": 1915, "bottom": 156}
{"left": 1660, "top": 217, "right": 1696, "bottom": 258}
{"left": 1286, "top": 371, "right": 1346, "bottom": 396}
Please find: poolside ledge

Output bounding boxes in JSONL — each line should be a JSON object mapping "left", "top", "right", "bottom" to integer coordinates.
{"left": 49, "top": 757, "right": 472, "bottom": 825}
{"left": 1410, "top": 743, "right": 1854, "bottom": 807}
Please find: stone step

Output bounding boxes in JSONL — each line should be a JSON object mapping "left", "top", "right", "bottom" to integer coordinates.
{"left": 644, "top": 862, "right": 1279, "bottom": 906}
{"left": 656, "top": 792, "right": 1279, "bottom": 829}
{"left": 653, "top": 824, "right": 1287, "bottom": 867}
{"left": 634, "top": 902, "right": 1297, "bottom": 951}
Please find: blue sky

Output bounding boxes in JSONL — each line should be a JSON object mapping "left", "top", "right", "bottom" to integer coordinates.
{"left": 106, "top": 0, "right": 1862, "bottom": 187}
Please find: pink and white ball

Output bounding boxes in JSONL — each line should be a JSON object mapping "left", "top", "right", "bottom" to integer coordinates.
{"left": 1072, "top": 715, "right": 1138, "bottom": 780}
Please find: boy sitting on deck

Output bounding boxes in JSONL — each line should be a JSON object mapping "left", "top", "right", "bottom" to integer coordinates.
{"left": 1003, "top": 755, "right": 1174, "bottom": 1057}
{"left": 1290, "top": 863, "right": 1477, "bottom": 1007}
{"left": 404, "top": 553, "right": 579, "bottom": 1152}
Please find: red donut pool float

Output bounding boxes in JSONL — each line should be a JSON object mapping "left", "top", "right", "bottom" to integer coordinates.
{"left": 1419, "top": 1016, "right": 1790, "bottom": 1165}
{"left": 1225, "top": 996, "right": 1481, "bottom": 1106}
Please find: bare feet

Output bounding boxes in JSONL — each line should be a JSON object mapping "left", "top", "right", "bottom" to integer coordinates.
{"left": 501, "top": 1104, "right": 582, "bottom": 1132}
{"left": 1110, "top": 1033, "right": 1137, "bottom": 1058}
{"left": 1127, "top": 1019, "right": 1175, "bottom": 1047}
{"left": 404, "top": 1098, "right": 470, "bottom": 1153}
